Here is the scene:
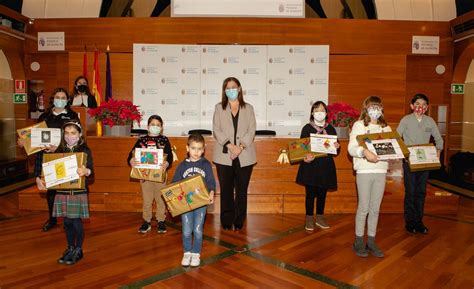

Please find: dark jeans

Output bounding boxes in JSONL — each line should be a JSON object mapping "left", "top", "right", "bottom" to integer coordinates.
{"left": 305, "top": 185, "right": 328, "bottom": 215}
{"left": 216, "top": 159, "right": 254, "bottom": 228}
{"left": 403, "top": 162, "right": 429, "bottom": 227}
{"left": 47, "top": 190, "right": 57, "bottom": 224}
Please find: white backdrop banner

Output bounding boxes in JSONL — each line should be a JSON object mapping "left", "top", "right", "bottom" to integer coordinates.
{"left": 133, "top": 44, "right": 329, "bottom": 136}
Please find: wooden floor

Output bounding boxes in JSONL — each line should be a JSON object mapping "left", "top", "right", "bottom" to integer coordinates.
{"left": 1, "top": 192, "right": 473, "bottom": 289}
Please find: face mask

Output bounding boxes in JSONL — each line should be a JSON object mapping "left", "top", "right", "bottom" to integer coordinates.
{"left": 313, "top": 112, "right": 326, "bottom": 122}
{"left": 77, "top": 84, "right": 88, "bottom": 93}
{"left": 225, "top": 88, "right": 239, "bottom": 100}
{"left": 54, "top": 99, "right": 68, "bottom": 109}
{"left": 368, "top": 108, "right": 382, "bottom": 120}
{"left": 148, "top": 125, "right": 161, "bottom": 135}
{"left": 65, "top": 135, "right": 80, "bottom": 146}
{"left": 413, "top": 106, "right": 427, "bottom": 115}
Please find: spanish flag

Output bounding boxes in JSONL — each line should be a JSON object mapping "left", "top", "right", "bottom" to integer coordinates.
{"left": 92, "top": 49, "right": 103, "bottom": 136}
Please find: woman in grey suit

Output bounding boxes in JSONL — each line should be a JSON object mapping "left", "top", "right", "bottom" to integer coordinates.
{"left": 213, "top": 77, "right": 257, "bottom": 231}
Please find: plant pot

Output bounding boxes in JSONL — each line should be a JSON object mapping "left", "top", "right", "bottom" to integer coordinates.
{"left": 335, "top": 126, "right": 349, "bottom": 139}
{"left": 103, "top": 125, "right": 131, "bottom": 137}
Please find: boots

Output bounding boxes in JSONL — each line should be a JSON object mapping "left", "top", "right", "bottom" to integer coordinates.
{"left": 315, "top": 214, "right": 330, "bottom": 229}
{"left": 352, "top": 236, "right": 368, "bottom": 257}
{"left": 57, "top": 246, "right": 74, "bottom": 264}
{"left": 65, "top": 247, "right": 83, "bottom": 265}
{"left": 367, "top": 236, "right": 384, "bottom": 257}
{"left": 305, "top": 215, "right": 314, "bottom": 231}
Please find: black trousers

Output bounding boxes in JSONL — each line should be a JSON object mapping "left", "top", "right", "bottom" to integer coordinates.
{"left": 216, "top": 159, "right": 254, "bottom": 228}
{"left": 403, "top": 162, "right": 429, "bottom": 227}
{"left": 305, "top": 185, "right": 328, "bottom": 216}
{"left": 47, "top": 190, "right": 57, "bottom": 224}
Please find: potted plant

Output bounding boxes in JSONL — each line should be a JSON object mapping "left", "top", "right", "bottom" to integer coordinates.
{"left": 88, "top": 99, "right": 142, "bottom": 136}
{"left": 327, "top": 102, "right": 359, "bottom": 139}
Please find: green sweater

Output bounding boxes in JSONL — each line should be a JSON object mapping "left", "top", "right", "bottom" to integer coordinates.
{"left": 397, "top": 113, "right": 444, "bottom": 150}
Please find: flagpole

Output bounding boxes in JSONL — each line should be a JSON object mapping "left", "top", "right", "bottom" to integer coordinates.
{"left": 93, "top": 46, "right": 103, "bottom": 136}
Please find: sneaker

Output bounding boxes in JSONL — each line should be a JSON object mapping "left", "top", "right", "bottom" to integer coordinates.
{"left": 65, "top": 247, "right": 83, "bottom": 265}
{"left": 315, "top": 214, "right": 330, "bottom": 229}
{"left": 157, "top": 221, "right": 167, "bottom": 234}
{"left": 57, "top": 246, "right": 74, "bottom": 264}
{"left": 138, "top": 221, "right": 151, "bottom": 234}
{"left": 305, "top": 215, "right": 314, "bottom": 231}
{"left": 42, "top": 220, "right": 56, "bottom": 232}
{"left": 181, "top": 252, "right": 192, "bottom": 266}
{"left": 190, "top": 253, "right": 200, "bottom": 267}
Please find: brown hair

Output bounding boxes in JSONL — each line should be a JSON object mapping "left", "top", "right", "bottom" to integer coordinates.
{"left": 187, "top": 133, "right": 205, "bottom": 146}
{"left": 45, "top": 87, "right": 72, "bottom": 113}
{"left": 359, "top": 96, "right": 388, "bottom": 127}
{"left": 221, "top": 77, "right": 246, "bottom": 110}
{"left": 57, "top": 120, "right": 86, "bottom": 151}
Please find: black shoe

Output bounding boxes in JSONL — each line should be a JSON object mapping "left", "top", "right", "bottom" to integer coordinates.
{"left": 233, "top": 225, "right": 243, "bottom": 231}
{"left": 65, "top": 247, "right": 83, "bottom": 265}
{"left": 405, "top": 224, "right": 417, "bottom": 234}
{"left": 57, "top": 246, "right": 74, "bottom": 264}
{"left": 157, "top": 221, "right": 167, "bottom": 234}
{"left": 415, "top": 224, "right": 429, "bottom": 234}
{"left": 42, "top": 220, "right": 56, "bottom": 232}
{"left": 222, "top": 225, "right": 232, "bottom": 230}
{"left": 138, "top": 221, "right": 151, "bottom": 234}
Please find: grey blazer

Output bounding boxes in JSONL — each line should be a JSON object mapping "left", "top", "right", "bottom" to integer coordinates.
{"left": 212, "top": 102, "right": 257, "bottom": 167}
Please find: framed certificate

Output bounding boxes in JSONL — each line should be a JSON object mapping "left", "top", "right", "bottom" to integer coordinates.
{"left": 357, "top": 131, "right": 409, "bottom": 160}
{"left": 31, "top": 128, "right": 61, "bottom": 147}
{"left": 310, "top": 134, "right": 338, "bottom": 155}
{"left": 16, "top": 121, "right": 47, "bottom": 155}
{"left": 42, "top": 154, "right": 80, "bottom": 189}
{"left": 134, "top": 148, "right": 164, "bottom": 169}
{"left": 407, "top": 144, "right": 441, "bottom": 172}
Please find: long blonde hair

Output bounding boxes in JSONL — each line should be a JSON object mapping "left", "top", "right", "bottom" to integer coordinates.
{"left": 359, "top": 96, "right": 388, "bottom": 127}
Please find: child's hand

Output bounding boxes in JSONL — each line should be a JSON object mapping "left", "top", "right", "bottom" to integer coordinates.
{"left": 43, "top": 144, "right": 57, "bottom": 153}
{"left": 17, "top": 138, "right": 25, "bottom": 148}
{"left": 160, "top": 161, "right": 169, "bottom": 170}
{"left": 304, "top": 153, "right": 315, "bottom": 163}
{"left": 436, "top": 150, "right": 441, "bottom": 159}
{"left": 363, "top": 149, "right": 379, "bottom": 163}
{"left": 209, "top": 190, "right": 215, "bottom": 204}
{"left": 334, "top": 142, "right": 340, "bottom": 149}
{"left": 77, "top": 165, "right": 91, "bottom": 177}
{"left": 129, "top": 158, "right": 137, "bottom": 168}
{"left": 36, "top": 177, "right": 47, "bottom": 191}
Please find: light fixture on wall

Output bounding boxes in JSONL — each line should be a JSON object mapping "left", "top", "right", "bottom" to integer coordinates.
{"left": 30, "top": 62, "right": 40, "bottom": 71}
{"left": 435, "top": 64, "right": 445, "bottom": 75}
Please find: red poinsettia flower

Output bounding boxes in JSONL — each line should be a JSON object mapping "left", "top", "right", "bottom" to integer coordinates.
{"left": 87, "top": 99, "right": 143, "bottom": 127}
{"left": 327, "top": 102, "right": 360, "bottom": 128}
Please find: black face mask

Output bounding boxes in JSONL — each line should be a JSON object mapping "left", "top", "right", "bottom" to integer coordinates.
{"left": 77, "top": 84, "right": 88, "bottom": 93}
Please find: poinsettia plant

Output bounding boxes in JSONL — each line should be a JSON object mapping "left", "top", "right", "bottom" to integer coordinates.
{"left": 88, "top": 99, "right": 142, "bottom": 127}
{"left": 327, "top": 102, "right": 359, "bottom": 127}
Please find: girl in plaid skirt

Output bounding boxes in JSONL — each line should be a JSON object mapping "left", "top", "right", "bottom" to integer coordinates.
{"left": 49, "top": 120, "right": 94, "bottom": 265}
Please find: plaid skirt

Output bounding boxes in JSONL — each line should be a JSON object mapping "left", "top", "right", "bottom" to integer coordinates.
{"left": 52, "top": 193, "right": 90, "bottom": 219}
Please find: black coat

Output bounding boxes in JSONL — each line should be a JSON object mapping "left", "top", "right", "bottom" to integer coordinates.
{"left": 295, "top": 123, "right": 338, "bottom": 190}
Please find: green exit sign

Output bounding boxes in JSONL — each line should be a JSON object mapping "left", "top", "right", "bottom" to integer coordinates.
{"left": 451, "top": 83, "right": 465, "bottom": 94}
{"left": 13, "top": 93, "right": 27, "bottom": 104}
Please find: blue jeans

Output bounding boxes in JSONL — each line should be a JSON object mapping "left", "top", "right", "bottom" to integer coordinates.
{"left": 181, "top": 206, "right": 207, "bottom": 254}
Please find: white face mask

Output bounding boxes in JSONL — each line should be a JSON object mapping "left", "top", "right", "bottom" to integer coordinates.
{"left": 313, "top": 112, "right": 326, "bottom": 122}
{"left": 368, "top": 108, "right": 382, "bottom": 120}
